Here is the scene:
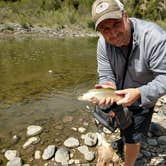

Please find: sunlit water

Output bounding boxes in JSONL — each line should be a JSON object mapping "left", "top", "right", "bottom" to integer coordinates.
{"left": 0, "top": 36, "right": 98, "bottom": 149}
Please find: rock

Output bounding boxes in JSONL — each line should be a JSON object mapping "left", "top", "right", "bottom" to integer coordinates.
{"left": 4, "top": 150, "right": 19, "bottom": 161}
{"left": 23, "top": 164, "right": 30, "bottom": 166}
{"left": 142, "top": 150, "right": 151, "bottom": 158}
{"left": 71, "top": 127, "right": 77, "bottom": 131}
{"left": 23, "top": 137, "right": 40, "bottom": 149}
{"left": 78, "top": 127, "right": 86, "bottom": 133}
{"left": 6, "top": 157, "right": 22, "bottom": 166}
{"left": 42, "top": 145, "right": 56, "bottom": 160}
{"left": 12, "top": 135, "right": 20, "bottom": 144}
{"left": 147, "top": 138, "right": 158, "bottom": 146}
{"left": 0, "top": 159, "right": 2, "bottom": 165}
{"left": 84, "top": 132, "right": 98, "bottom": 147}
{"left": 34, "top": 150, "right": 41, "bottom": 159}
{"left": 68, "top": 159, "right": 74, "bottom": 165}
{"left": 62, "top": 116, "right": 73, "bottom": 123}
{"left": 74, "top": 159, "right": 80, "bottom": 164}
{"left": 149, "top": 122, "right": 166, "bottom": 136}
{"left": 26, "top": 125, "right": 42, "bottom": 136}
{"left": 158, "top": 136, "right": 166, "bottom": 145}
{"left": 64, "top": 137, "right": 79, "bottom": 148}
{"left": 55, "top": 147, "right": 70, "bottom": 164}
{"left": 78, "top": 145, "right": 95, "bottom": 161}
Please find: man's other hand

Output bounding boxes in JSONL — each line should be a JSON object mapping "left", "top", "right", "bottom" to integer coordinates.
{"left": 115, "top": 88, "right": 141, "bottom": 107}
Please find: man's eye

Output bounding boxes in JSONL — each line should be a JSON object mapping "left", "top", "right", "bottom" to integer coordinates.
{"left": 113, "top": 22, "right": 121, "bottom": 28}
{"left": 103, "top": 27, "right": 110, "bottom": 32}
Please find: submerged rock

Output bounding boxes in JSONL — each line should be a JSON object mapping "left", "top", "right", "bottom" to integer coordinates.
{"left": 55, "top": 147, "right": 70, "bottom": 164}
{"left": 26, "top": 125, "right": 43, "bottom": 136}
{"left": 42, "top": 145, "right": 56, "bottom": 160}
{"left": 5, "top": 150, "right": 19, "bottom": 161}
{"left": 6, "top": 157, "right": 22, "bottom": 166}
{"left": 23, "top": 137, "right": 40, "bottom": 149}
{"left": 64, "top": 137, "right": 79, "bottom": 148}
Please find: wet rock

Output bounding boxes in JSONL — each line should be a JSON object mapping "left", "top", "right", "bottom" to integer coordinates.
{"left": 42, "top": 145, "right": 56, "bottom": 160}
{"left": 34, "top": 150, "right": 41, "bottom": 159}
{"left": 71, "top": 127, "right": 77, "bottom": 131}
{"left": 77, "top": 145, "right": 95, "bottom": 161}
{"left": 84, "top": 132, "right": 98, "bottom": 147}
{"left": 4, "top": 150, "right": 19, "bottom": 161}
{"left": 23, "top": 136, "right": 40, "bottom": 149}
{"left": 64, "top": 137, "right": 79, "bottom": 148}
{"left": 68, "top": 159, "right": 74, "bottom": 165}
{"left": 26, "top": 125, "right": 43, "bottom": 136}
{"left": 62, "top": 116, "right": 74, "bottom": 123}
{"left": 147, "top": 138, "right": 158, "bottom": 146}
{"left": 158, "top": 136, "right": 166, "bottom": 145}
{"left": 6, "top": 157, "right": 22, "bottom": 166}
{"left": 78, "top": 127, "right": 86, "bottom": 133}
{"left": 12, "top": 135, "right": 20, "bottom": 144}
{"left": 149, "top": 122, "right": 166, "bottom": 136}
{"left": 54, "top": 147, "right": 70, "bottom": 164}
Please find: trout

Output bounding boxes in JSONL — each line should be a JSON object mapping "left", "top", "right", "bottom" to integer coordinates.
{"left": 78, "top": 88, "right": 122, "bottom": 102}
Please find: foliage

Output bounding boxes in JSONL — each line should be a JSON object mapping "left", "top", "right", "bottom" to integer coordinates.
{"left": 0, "top": 0, "right": 165, "bottom": 29}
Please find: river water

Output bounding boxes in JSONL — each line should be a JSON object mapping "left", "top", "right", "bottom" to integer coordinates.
{"left": 0, "top": 36, "right": 98, "bottom": 149}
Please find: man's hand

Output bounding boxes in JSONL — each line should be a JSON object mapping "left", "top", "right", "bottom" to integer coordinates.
{"left": 115, "top": 88, "right": 141, "bottom": 107}
{"left": 91, "top": 81, "right": 117, "bottom": 106}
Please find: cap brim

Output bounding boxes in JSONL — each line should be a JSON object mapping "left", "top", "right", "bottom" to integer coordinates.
{"left": 95, "top": 11, "right": 122, "bottom": 30}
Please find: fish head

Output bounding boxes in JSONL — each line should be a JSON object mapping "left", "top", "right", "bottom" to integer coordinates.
{"left": 77, "top": 92, "right": 94, "bottom": 101}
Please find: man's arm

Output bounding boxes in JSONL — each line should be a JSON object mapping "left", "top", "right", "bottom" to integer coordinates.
{"left": 138, "top": 38, "right": 166, "bottom": 108}
{"left": 97, "top": 35, "right": 116, "bottom": 85}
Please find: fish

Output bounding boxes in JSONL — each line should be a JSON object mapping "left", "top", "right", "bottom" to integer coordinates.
{"left": 78, "top": 88, "right": 122, "bottom": 102}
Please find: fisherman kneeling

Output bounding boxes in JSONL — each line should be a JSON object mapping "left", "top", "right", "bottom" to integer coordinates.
{"left": 90, "top": 0, "right": 166, "bottom": 166}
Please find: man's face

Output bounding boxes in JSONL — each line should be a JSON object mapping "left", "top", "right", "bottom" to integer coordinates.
{"left": 97, "top": 13, "right": 131, "bottom": 47}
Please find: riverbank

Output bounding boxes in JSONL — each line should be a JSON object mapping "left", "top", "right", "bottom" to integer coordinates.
{"left": 0, "top": 96, "right": 166, "bottom": 166}
{"left": 0, "top": 23, "right": 97, "bottom": 38}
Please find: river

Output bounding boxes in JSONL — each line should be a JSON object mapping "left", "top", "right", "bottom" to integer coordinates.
{"left": 0, "top": 36, "right": 98, "bottom": 149}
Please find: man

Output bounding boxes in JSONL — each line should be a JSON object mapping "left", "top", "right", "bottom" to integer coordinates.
{"left": 91, "top": 0, "right": 166, "bottom": 166}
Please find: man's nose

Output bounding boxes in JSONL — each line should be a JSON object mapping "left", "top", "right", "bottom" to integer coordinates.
{"left": 110, "top": 29, "right": 118, "bottom": 37}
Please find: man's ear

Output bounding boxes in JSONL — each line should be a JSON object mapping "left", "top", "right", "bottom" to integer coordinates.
{"left": 122, "top": 11, "right": 128, "bottom": 18}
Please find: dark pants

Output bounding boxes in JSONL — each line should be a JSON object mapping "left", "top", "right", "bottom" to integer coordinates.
{"left": 121, "top": 106, "right": 154, "bottom": 144}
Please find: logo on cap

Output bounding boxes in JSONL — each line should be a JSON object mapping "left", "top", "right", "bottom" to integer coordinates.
{"left": 96, "top": 2, "right": 109, "bottom": 14}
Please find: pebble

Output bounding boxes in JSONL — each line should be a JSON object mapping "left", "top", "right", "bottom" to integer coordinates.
{"left": 34, "top": 150, "right": 41, "bottom": 159}
{"left": 23, "top": 136, "right": 40, "bottom": 149}
{"left": 158, "top": 136, "right": 166, "bottom": 145}
{"left": 4, "top": 150, "right": 19, "bottom": 161}
{"left": 146, "top": 138, "right": 158, "bottom": 146}
{"left": 12, "top": 135, "right": 20, "bottom": 144}
{"left": 6, "top": 157, "right": 22, "bottom": 166}
{"left": 78, "top": 127, "right": 86, "bottom": 133}
{"left": 84, "top": 132, "right": 98, "bottom": 146}
{"left": 26, "top": 125, "right": 43, "bottom": 136}
{"left": 64, "top": 137, "right": 79, "bottom": 148}
{"left": 54, "top": 147, "right": 70, "bottom": 164}
{"left": 42, "top": 145, "right": 56, "bottom": 160}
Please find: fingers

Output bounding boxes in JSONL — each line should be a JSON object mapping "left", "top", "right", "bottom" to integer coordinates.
{"left": 95, "top": 81, "right": 116, "bottom": 90}
{"left": 99, "top": 97, "right": 114, "bottom": 106}
{"left": 95, "top": 84, "right": 102, "bottom": 89}
{"left": 90, "top": 97, "right": 99, "bottom": 104}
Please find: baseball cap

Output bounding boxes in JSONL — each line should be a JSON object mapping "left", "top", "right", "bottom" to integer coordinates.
{"left": 92, "top": 0, "right": 124, "bottom": 29}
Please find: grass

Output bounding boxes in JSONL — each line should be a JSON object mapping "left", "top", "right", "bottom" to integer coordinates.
{"left": 0, "top": 0, "right": 165, "bottom": 31}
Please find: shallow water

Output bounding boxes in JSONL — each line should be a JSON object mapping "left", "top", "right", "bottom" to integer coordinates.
{"left": 0, "top": 36, "right": 98, "bottom": 149}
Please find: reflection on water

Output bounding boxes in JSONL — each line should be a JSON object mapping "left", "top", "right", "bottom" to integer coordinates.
{"left": 0, "top": 36, "right": 98, "bottom": 148}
